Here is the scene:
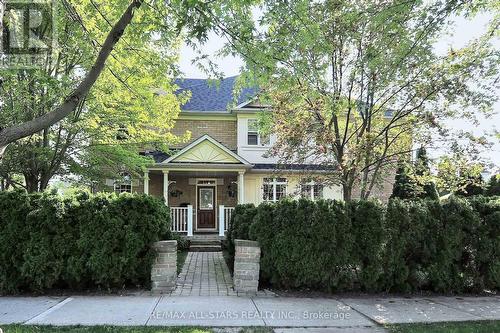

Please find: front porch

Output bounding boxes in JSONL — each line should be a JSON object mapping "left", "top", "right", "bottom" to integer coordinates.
{"left": 142, "top": 134, "right": 252, "bottom": 236}
{"left": 144, "top": 169, "right": 244, "bottom": 236}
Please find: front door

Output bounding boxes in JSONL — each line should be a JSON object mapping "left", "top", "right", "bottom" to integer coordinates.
{"left": 197, "top": 186, "right": 215, "bottom": 229}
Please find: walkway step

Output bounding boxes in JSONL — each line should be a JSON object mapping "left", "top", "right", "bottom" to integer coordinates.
{"left": 190, "top": 239, "right": 221, "bottom": 246}
{"left": 189, "top": 244, "right": 222, "bottom": 252}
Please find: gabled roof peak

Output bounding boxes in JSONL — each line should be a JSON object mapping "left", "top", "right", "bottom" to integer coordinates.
{"left": 162, "top": 134, "right": 251, "bottom": 165}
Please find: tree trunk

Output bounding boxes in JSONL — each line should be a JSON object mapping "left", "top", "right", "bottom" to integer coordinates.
{"left": 342, "top": 182, "right": 352, "bottom": 202}
{"left": 0, "top": 0, "right": 4, "bottom": 46}
{"left": 0, "top": 1, "right": 6, "bottom": 160}
{"left": 0, "top": 0, "right": 143, "bottom": 158}
{"left": 24, "top": 173, "right": 39, "bottom": 193}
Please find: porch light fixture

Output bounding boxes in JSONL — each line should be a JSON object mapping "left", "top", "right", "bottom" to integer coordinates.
{"left": 170, "top": 189, "right": 183, "bottom": 197}
{"left": 227, "top": 183, "right": 237, "bottom": 198}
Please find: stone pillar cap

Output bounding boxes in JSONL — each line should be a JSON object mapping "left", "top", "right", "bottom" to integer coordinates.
{"left": 234, "top": 239, "right": 259, "bottom": 247}
{"left": 152, "top": 240, "right": 177, "bottom": 251}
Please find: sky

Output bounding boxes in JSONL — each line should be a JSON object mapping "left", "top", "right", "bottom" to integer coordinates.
{"left": 178, "top": 12, "right": 500, "bottom": 170}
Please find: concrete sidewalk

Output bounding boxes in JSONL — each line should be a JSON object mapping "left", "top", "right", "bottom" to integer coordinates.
{"left": 0, "top": 295, "right": 498, "bottom": 330}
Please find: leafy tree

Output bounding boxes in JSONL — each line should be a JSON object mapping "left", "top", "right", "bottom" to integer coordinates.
{"left": 485, "top": 175, "right": 500, "bottom": 196}
{"left": 436, "top": 153, "right": 486, "bottom": 196}
{"left": 227, "top": 0, "right": 499, "bottom": 200}
{"left": 414, "top": 147, "right": 439, "bottom": 200}
{"left": 0, "top": 0, "right": 143, "bottom": 156}
{"left": 0, "top": 0, "right": 255, "bottom": 189}
{"left": 456, "top": 173, "right": 484, "bottom": 197}
{"left": 390, "top": 161, "right": 418, "bottom": 199}
{"left": 0, "top": 1, "right": 182, "bottom": 190}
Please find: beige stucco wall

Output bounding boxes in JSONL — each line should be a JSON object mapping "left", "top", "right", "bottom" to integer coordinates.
{"left": 243, "top": 173, "right": 343, "bottom": 205}
{"left": 104, "top": 171, "right": 391, "bottom": 203}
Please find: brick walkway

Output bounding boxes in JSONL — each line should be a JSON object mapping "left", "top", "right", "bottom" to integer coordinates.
{"left": 172, "top": 252, "right": 236, "bottom": 296}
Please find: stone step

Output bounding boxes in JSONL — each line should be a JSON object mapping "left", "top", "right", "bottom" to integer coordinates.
{"left": 190, "top": 235, "right": 222, "bottom": 240}
{"left": 189, "top": 244, "right": 222, "bottom": 252}
{"left": 190, "top": 239, "right": 221, "bottom": 246}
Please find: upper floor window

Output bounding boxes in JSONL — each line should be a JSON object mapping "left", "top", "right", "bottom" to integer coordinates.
{"left": 301, "top": 181, "right": 324, "bottom": 200}
{"left": 114, "top": 172, "right": 132, "bottom": 194}
{"left": 247, "top": 119, "right": 270, "bottom": 146}
{"left": 263, "top": 177, "right": 287, "bottom": 202}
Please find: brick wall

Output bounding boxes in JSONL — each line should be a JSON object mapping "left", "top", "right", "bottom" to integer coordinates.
{"left": 171, "top": 119, "right": 237, "bottom": 150}
{"left": 233, "top": 239, "right": 261, "bottom": 294}
{"left": 167, "top": 175, "right": 238, "bottom": 208}
{"left": 351, "top": 167, "right": 397, "bottom": 202}
{"left": 151, "top": 240, "right": 177, "bottom": 294}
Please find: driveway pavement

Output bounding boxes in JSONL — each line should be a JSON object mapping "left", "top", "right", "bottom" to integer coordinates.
{"left": 0, "top": 294, "right": 498, "bottom": 330}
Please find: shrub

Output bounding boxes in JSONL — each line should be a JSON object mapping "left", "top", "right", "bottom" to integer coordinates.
{"left": 229, "top": 195, "right": 499, "bottom": 294}
{"left": 485, "top": 175, "right": 500, "bottom": 196}
{"left": 226, "top": 204, "right": 257, "bottom": 257}
{"left": 249, "top": 199, "right": 356, "bottom": 291}
{"left": 383, "top": 199, "right": 438, "bottom": 292}
{"left": 0, "top": 190, "right": 33, "bottom": 292}
{"left": 0, "top": 190, "right": 170, "bottom": 293}
{"left": 349, "top": 200, "right": 385, "bottom": 291}
{"left": 467, "top": 196, "right": 500, "bottom": 290}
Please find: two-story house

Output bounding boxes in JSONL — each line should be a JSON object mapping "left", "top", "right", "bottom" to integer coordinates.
{"left": 108, "top": 76, "right": 347, "bottom": 236}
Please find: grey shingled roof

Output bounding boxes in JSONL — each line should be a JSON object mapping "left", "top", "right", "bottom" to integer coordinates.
{"left": 175, "top": 76, "right": 257, "bottom": 112}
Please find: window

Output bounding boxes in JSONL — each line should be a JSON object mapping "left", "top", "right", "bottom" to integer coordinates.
{"left": 114, "top": 172, "right": 132, "bottom": 194}
{"left": 300, "top": 181, "right": 324, "bottom": 200}
{"left": 247, "top": 119, "right": 259, "bottom": 145}
{"left": 263, "top": 177, "right": 287, "bottom": 202}
{"left": 247, "top": 119, "right": 270, "bottom": 146}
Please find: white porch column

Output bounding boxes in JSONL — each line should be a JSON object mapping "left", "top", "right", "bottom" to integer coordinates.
{"left": 219, "top": 205, "right": 225, "bottom": 237}
{"left": 162, "top": 170, "right": 169, "bottom": 206}
{"left": 187, "top": 205, "right": 194, "bottom": 237}
{"left": 143, "top": 171, "right": 149, "bottom": 195}
{"left": 238, "top": 171, "right": 245, "bottom": 204}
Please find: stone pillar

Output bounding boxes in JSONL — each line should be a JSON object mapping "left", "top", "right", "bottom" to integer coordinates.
{"left": 151, "top": 240, "right": 177, "bottom": 294}
{"left": 162, "top": 170, "right": 169, "bottom": 206}
{"left": 143, "top": 171, "right": 149, "bottom": 195}
{"left": 233, "top": 239, "right": 260, "bottom": 294}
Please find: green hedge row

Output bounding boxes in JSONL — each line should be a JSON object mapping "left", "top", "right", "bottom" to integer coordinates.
{"left": 0, "top": 190, "right": 170, "bottom": 293}
{"left": 228, "top": 196, "right": 499, "bottom": 293}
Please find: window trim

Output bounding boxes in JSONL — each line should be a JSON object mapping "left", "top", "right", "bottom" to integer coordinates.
{"left": 247, "top": 119, "right": 270, "bottom": 147}
{"left": 263, "top": 177, "right": 287, "bottom": 202}
{"left": 114, "top": 172, "right": 132, "bottom": 194}
{"left": 300, "top": 181, "right": 324, "bottom": 201}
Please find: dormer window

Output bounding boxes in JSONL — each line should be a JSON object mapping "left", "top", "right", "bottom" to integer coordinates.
{"left": 247, "top": 119, "right": 270, "bottom": 146}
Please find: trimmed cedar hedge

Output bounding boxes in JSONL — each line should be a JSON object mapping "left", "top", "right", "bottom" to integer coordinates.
{"left": 0, "top": 190, "right": 170, "bottom": 294}
{"left": 227, "top": 196, "right": 499, "bottom": 293}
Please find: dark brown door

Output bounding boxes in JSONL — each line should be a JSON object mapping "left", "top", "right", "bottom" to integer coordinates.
{"left": 197, "top": 186, "right": 215, "bottom": 229}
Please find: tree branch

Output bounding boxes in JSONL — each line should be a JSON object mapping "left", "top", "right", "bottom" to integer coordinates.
{"left": 0, "top": 0, "right": 143, "bottom": 155}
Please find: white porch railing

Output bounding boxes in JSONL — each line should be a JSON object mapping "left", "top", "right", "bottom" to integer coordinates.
{"left": 218, "top": 205, "right": 235, "bottom": 236}
{"left": 171, "top": 205, "right": 232, "bottom": 237}
{"left": 170, "top": 205, "right": 193, "bottom": 236}
{"left": 224, "top": 206, "right": 235, "bottom": 231}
